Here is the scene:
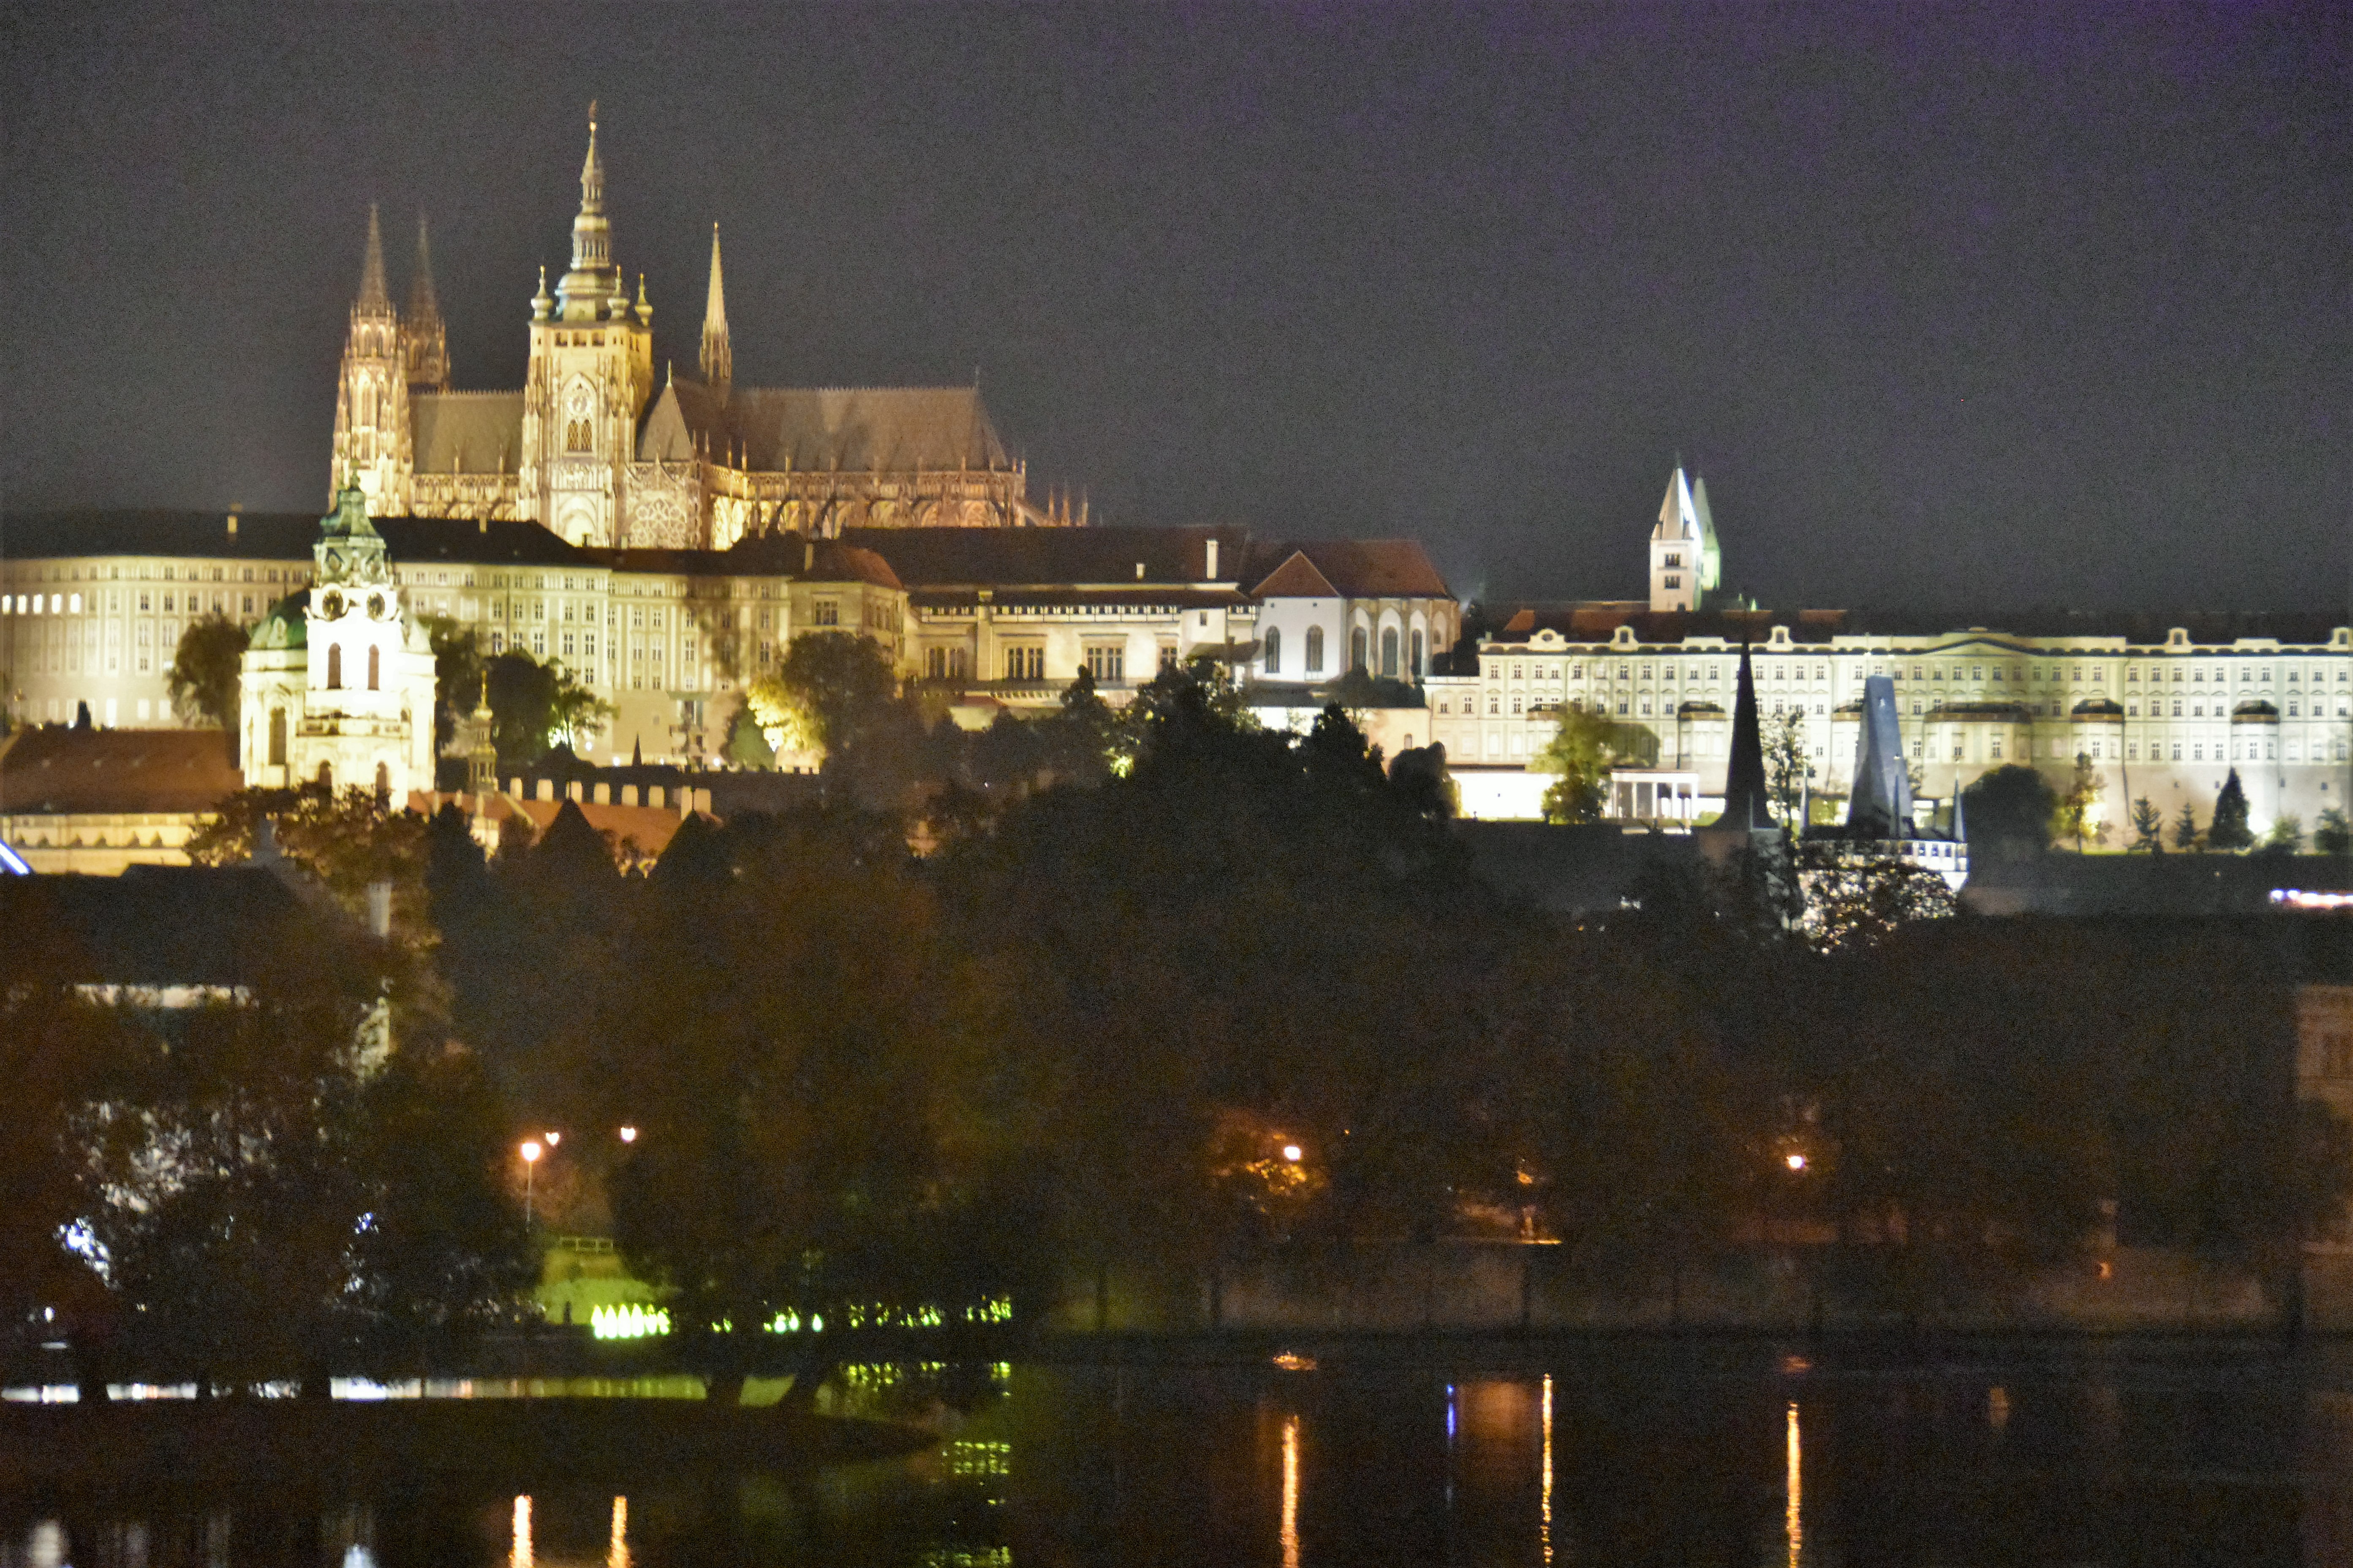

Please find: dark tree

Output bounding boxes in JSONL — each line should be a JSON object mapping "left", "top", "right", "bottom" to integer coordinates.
{"left": 2209, "top": 769, "right": 2255, "bottom": 851}
{"left": 167, "top": 614, "right": 249, "bottom": 750}
{"left": 1960, "top": 764, "right": 2057, "bottom": 861}
{"left": 2173, "top": 802, "right": 2202, "bottom": 851}
{"left": 2317, "top": 807, "right": 2353, "bottom": 857}
{"left": 2127, "top": 796, "right": 2165, "bottom": 854}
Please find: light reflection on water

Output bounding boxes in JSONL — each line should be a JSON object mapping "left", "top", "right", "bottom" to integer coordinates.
{"left": 8, "top": 1345, "right": 2349, "bottom": 1565}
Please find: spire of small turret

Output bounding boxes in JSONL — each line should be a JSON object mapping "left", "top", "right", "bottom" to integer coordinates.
{"left": 404, "top": 213, "right": 450, "bottom": 390}
{"left": 580, "top": 100, "right": 604, "bottom": 215}
{"left": 1718, "top": 644, "right": 1774, "bottom": 831}
{"left": 701, "top": 223, "right": 732, "bottom": 398}
{"left": 358, "top": 204, "right": 391, "bottom": 310}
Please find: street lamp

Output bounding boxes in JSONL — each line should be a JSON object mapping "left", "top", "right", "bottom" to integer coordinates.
{"left": 618, "top": 1126, "right": 638, "bottom": 1144}
{"left": 1784, "top": 1152, "right": 1808, "bottom": 1173}
{"left": 1281, "top": 1144, "right": 1303, "bottom": 1164}
{"left": 520, "top": 1139, "right": 543, "bottom": 1223}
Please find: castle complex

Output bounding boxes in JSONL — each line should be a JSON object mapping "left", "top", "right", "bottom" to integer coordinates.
{"left": 0, "top": 111, "right": 2346, "bottom": 867}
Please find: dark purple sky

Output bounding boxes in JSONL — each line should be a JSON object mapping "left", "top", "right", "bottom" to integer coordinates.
{"left": 2, "top": 3, "right": 2344, "bottom": 611}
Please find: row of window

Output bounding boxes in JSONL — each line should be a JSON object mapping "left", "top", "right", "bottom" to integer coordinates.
{"left": 1485, "top": 655, "right": 2350, "bottom": 686}
{"left": 1264, "top": 625, "right": 1427, "bottom": 679}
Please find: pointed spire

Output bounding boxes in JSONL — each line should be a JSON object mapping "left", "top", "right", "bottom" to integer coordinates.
{"left": 357, "top": 204, "right": 391, "bottom": 310}
{"left": 404, "top": 212, "right": 450, "bottom": 391}
{"left": 1718, "top": 644, "right": 1774, "bottom": 831}
{"left": 700, "top": 223, "right": 732, "bottom": 397}
{"left": 558, "top": 103, "right": 619, "bottom": 317}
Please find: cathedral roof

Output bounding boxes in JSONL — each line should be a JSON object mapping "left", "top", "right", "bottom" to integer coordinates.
{"left": 841, "top": 524, "right": 1248, "bottom": 588}
{"left": 581, "top": 536, "right": 902, "bottom": 589}
{"left": 411, "top": 392, "right": 525, "bottom": 475}
{"left": 643, "top": 380, "right": 1012, "bottom": 473}
{"left": 1240, "top": 539, "right": 1452, "bottom": 600}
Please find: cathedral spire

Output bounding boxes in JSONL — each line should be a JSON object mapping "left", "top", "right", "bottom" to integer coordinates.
{"left": 358, "top": 203, "right": 391, "bottom": 310}
{"left": 700, "top": 223, "right": 732, "bottom": 398}
{"left": 404, "top": 212, "right": 450, "bottom": 391}
{"left": 557, "top": 101, "right": 620, "bottom": 317}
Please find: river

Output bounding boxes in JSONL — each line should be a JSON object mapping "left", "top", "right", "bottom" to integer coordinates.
{"left": 5, "top": 1338, "right": 2347, "bottom": 1565}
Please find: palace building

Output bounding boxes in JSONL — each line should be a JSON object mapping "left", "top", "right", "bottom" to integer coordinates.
{"left": 1430, "top": 466, "right": 2353, "bottom": 837}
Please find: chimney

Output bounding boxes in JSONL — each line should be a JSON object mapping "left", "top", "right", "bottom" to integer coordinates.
{"left": 1205, "top": 538, "right": 1219, "bottom": 580}
{"left": 226, "top": 508, "right": 239, "bottom": 538}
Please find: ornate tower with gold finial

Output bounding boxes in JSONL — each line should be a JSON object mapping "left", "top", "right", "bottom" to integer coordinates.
{"left": 329, "top": 205, "right": 414, "bottom": 514}
{"left": 518, "top": 103, "right": 656, "bottom": 546}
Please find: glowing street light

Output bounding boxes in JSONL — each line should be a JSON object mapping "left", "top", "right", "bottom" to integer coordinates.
{"left": 1784, "top": 1152, "right": 1808, "bottom": 1173}
{"left": 520, "top": 1139, "right": 543, "bottom": 1224}
{"left": 1281, "top": 1144, "right": 1303, "bottom": 1163}
{"left": 618, "top": 1126, "right": 638, "bottom": 1144}
{"left": 544, "top": 1131, "right": 561, "bottom": 1149}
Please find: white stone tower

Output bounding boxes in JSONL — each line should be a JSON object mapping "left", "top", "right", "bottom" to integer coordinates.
{"left": 1649, "top": 464, "right": 1721, "bottom": 613}
{"left": 241, "top": 485, "right": 437, "bottom": 797}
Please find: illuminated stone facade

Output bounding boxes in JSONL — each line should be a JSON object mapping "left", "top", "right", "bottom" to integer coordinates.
{"left": 1431, "top": 470, "right": 2353, "bottom": 835}
{"left": 330, "top": 110, "right": 1042, "bottom": 549}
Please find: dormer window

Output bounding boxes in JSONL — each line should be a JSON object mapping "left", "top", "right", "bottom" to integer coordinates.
{"left": 1664, "top": 552, "right": 1682, "bottom": 567}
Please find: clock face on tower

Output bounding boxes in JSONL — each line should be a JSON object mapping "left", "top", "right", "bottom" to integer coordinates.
{"left": 367, "top": 592, "right": 389, "bottom": 620}
{"left": 567, "top": 384, "right": 593, "bottom": 418}
{"left": 321, "top": 590, "right": 346, "bottom": 620}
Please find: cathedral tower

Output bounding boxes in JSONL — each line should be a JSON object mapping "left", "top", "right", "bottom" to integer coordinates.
{"left": 329, "top": 205, "right": 414, "bottom": 514}
{"left": 700, "top": 223, "right": 731, "bottom": 400}
{"left": 518, "top": 104, "right": 656, "bottom": 546}
{"left": 404, "top": 213, "right": 450, "bottom": 391}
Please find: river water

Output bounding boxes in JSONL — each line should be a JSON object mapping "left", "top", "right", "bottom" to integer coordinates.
{"left": 6, "top": 1340, "right": 2349, "bottom": 1566}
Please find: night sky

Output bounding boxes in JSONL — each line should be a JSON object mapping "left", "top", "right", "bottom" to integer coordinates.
{"left": 2, "top": 3, "right": 2343, "bottom": 612}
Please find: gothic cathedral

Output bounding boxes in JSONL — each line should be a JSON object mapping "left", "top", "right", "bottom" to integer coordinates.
{"left": 329, "top": 107, "right": 1052, "bottom": 549}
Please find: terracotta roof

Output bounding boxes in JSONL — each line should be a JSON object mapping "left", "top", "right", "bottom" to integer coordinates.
{"left": 1487, "top": 603, "right": 2349, "bottom": 648}
{"left": 1241, "top": 539, "right": 1450, "bottom": 599}
{"left": 0, "top": 728, "right": 241, "bottom": 816}
{"left": 1249, "top": 550, "right": 1339, "bottom": 599}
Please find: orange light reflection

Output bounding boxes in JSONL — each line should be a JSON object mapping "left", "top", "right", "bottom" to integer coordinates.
{"left": 1281, "top": 1413, "right": 1302, "bottom": 1568}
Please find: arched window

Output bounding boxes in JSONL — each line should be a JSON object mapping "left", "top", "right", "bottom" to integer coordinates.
{"left": 368, "top": 645, "right": 381, "bottom": 691}
{"left": 1263, "top": 626, "right": 1281, "bottom": 675}
{"left": 1380, "top": 628, "right": 1400, "bottom": 678}
{"left": 326, "top": 644, "right": 342, "bottom": 690}
{"left": 1350, "top": 627, "right": 1368, "bottom": 674}
{"left": 567, "top": 419, "right": 591, "bottom": 453}
{"left": 1306, "top": 626, "right": 1325, "bottom": 674}
{"left": 1411, "top": 630, "right": 1425, "bottom": 678}
{"left": 317, "top": 761, "right": 334, "bottom": 790}
{"left": 375, "top": 761, "right": 391, "bottom": 802}
{"left": 268, "top": 707, "right": 287, "bottom": 767}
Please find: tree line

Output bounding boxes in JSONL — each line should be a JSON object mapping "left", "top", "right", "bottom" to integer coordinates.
{"left": 6, "top": 644, "right": 2346, "bottom": 1401}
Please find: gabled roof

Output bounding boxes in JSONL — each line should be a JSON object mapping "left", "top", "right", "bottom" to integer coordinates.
{"left": 0, "top": 728, "right": 241, "bottom": 816}
{"left": 642, "top": 380, "right": 1012, "bottom": 473}
{"left": 411, "top": 392, "right": 525, "bottom": 475}
{"left": 842, "top": 525, "right": 1245, "bottom": 588}
{"left": 1239, "top": 538, "right": 1451, "bottom": 599}
{"left": 1485, "top": 603, "right": 2350, "bottom": 649}
{"left": 1249, "top": 550, "right": 1338, "bottom": 599}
